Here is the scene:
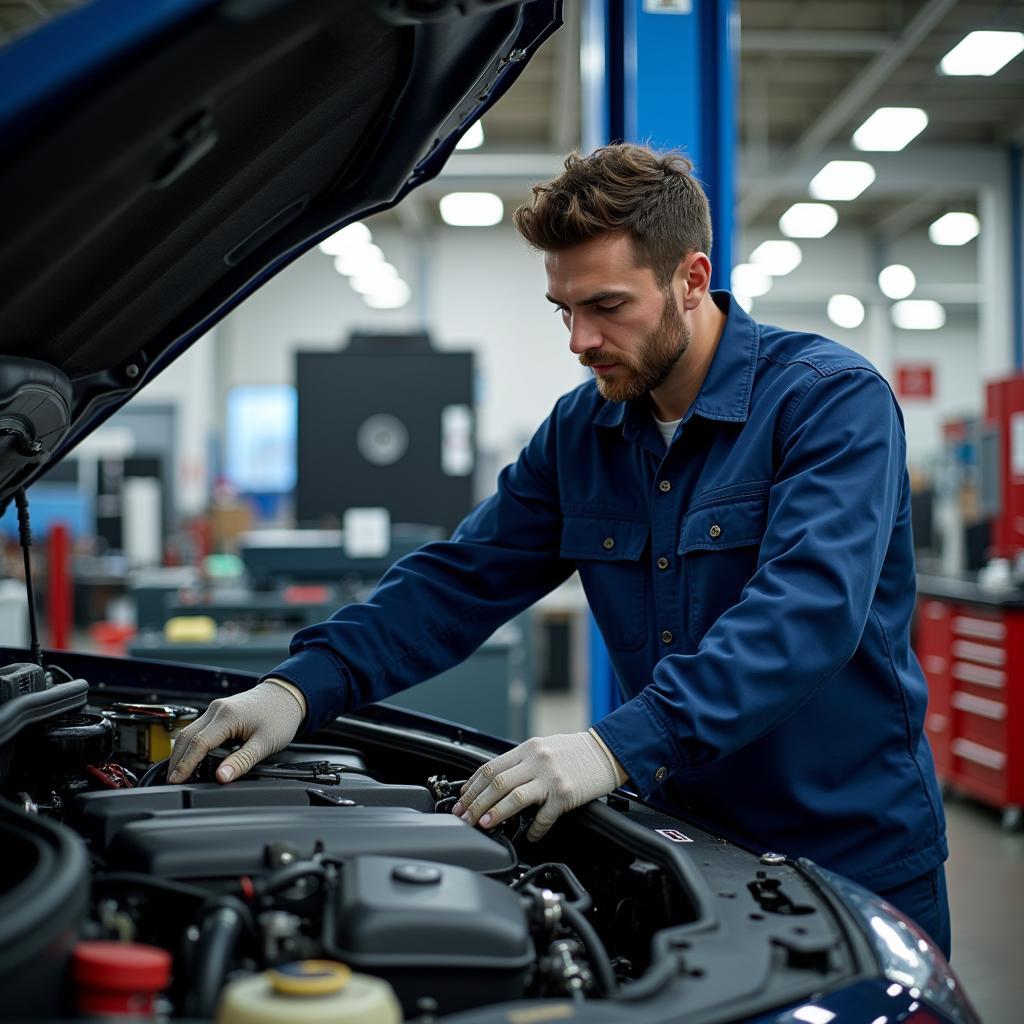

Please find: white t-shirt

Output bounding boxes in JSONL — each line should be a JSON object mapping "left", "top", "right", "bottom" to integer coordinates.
{"left": 654, "top": 413, "right": 682, "bottom": 447}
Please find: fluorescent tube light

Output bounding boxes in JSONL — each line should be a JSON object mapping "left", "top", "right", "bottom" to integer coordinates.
{"left": 878, "top": 264, "right": 916, "bottom": 300}
{"left": 827, "top": 294, "right": 865, "bottom": 330}
{"left": 456, "top": 121, "right": 485, "bottom": 150}
{"left": 333, "top": 243, "right": 384, "bottom": 276}
{"left": 749, "top": 240, "right": 802, "bottom": 276}
{"left": 319, "top": 222, "right": 372, "bottom": 256}
{"left": 731, "top": 263, "right": 772, "bottom": 297}
{"left": 364, "top": 279, "right": 412, "bottom": 309}
{"left": 852, "top": 107, "right": 928, "bottom": 151}
{"left": 809, "top": 160, "right": 876, "bottom": 201}
{"left": 939, "top": 31, "right": 1024, "bottom": 76}
{"left": 439, "top": 192, "right": 504, "bottom": 227}
{"left": 779, "top": 203, "right": 838, "bottom": 238}
{"left": 928, "top": 212, "right": 980, "bottom": 246}
{"left": 350, "top": 263, "right": 400, "bottom": 295}
{"left": 892, "top": 300, "right": 945, "bottom": 330}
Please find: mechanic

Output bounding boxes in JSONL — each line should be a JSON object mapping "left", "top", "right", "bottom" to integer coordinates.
{"left": 168, "top": 144, "right": 951, "bottom": 957}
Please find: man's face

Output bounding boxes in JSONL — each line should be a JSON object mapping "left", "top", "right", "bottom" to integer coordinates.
{"left": 545, "top": 232, "right": 690, "bottom": 403}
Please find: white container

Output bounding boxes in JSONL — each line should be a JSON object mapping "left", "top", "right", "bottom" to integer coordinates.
{"left": 216, "top": 961, "right": 402, "bottom": 1024}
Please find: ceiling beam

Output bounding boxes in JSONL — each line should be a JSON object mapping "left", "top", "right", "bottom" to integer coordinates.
{"left": 740, "top": 0, "right": 961, "bottom": 225}
{"left": 742, "top": 30, "right": 895, "bottom": 54}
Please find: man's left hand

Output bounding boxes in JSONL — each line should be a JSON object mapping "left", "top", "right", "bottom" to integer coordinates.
{"left": 452, "top": 730, "right": 628, "bottom": 842}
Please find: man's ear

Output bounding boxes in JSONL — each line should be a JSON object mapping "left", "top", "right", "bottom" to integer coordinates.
{"left": 675, "top": 252, "right": 712, "bottom": 311}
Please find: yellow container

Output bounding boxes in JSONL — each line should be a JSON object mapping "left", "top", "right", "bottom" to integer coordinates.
{"left": 215, "top": 961, "right": 402, "bottom": 1024}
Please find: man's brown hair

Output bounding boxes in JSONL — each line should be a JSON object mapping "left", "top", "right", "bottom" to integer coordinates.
{"left": 513, "top": 143, "right": 712, "bottom": 287}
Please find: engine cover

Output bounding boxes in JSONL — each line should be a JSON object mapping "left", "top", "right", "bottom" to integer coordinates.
{"left": 102, "top": 804, "right": 514, "bottom": 879}
{"left": 328, "top": 855, "right": 533, "bottom": 1015}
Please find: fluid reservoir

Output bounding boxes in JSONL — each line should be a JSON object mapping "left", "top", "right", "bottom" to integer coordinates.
{"left": 216, "top": 961, "right": 402, "bottom": 1024}
{"left": 73, "top": 941, "right": 171, "bottom": 1018}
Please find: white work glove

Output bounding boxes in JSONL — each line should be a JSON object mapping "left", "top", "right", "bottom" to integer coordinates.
{"left": 166, "top": 679, "right": 305, "bottom": 784}
{"left": 452, "top": 729, "right": 629, "bottom": 842}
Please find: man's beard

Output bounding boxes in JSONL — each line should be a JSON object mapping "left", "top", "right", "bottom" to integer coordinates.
{"left": 581, "top": 291, "right": 691, "bottom": 403}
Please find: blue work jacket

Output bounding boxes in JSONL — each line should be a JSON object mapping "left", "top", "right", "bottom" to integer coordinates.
{"left": 272, "top": 291, "right": 947, "bottom": 892}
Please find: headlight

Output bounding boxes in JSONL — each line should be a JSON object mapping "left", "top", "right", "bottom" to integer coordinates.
{"left": 808, "top": 865, "right": 979, "bottom": 1024}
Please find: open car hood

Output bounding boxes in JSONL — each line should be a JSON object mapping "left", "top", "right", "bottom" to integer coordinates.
{"left": 0, "top": 0, "right": 560, "bottom": 505}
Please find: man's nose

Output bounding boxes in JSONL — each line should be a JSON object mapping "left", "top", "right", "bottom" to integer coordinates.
{"left": 568, "top": 315, "right": 603, "bottom": 355}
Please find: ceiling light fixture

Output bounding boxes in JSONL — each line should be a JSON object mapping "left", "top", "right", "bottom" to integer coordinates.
{"left": 827, "top": 294, "right": 865, "bottom": 330}
{"left": 731, "top": 263, "right": 772, "bottom": 297}
{"left": 852, "top": 107, "right": 928, "bottom": 151}
{"left": 350, "top": 263, "right": 400, "bottom": 295}
{"left": 333, "top": 243, "right": 384, "bottom": 276}
{"left": 928, "top": 212, "right": 980, "bottom": 246}
{"left": 439, "top": 192, "right": 504, "bottom": 227}
{"left": 364, "top": 279, "right": 412, "bottom": 309}
{"left": 878, "top": 264, "right": 916, "bottom": 300}
{"left": 939, "top": 30, "right": 1024, "bottom": 76}
{"left": 891, "top": 299, "right": 946, "bottom": 330}
{"left": 749, "top": 240, "right": 803, "bottom": 276}
{"left": 779, "top": 203, "right": 838, "bottom": 238}
{"left": 319, "top": 222, "right": 372, "bottom": 256}
{"left": 809, "top": 160, "right": 876, "bottom": 201}
{"left": 456, "top": 120, "right": 485, "bottom": 150}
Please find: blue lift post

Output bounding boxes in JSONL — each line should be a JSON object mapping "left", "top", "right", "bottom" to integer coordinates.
{"left": 581, "top": 0, "right": 738, "bottom": 721}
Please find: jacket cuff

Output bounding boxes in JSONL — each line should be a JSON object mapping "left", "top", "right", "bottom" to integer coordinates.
{"left": 592, "top": 693, "right": 681, "bottom": 800}
{"left": 260, "top": 646, "right": 352, "bottom": 734}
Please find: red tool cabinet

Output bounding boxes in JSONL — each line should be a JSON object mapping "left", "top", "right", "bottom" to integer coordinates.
{"left": 916, "top": 586, "right": 1024, "bottom": 829}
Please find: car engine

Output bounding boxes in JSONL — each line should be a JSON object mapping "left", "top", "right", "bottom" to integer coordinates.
{"left": 0, "top": 658, "right": 859, "bottom": 1023}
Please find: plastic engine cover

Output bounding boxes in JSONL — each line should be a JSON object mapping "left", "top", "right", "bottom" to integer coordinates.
{"left": 103, "top": 805, "right": 514, "bottom": 879}
{"left": 329, "top": 855, "right": 533, "bottom": 1015}
{"left": 69, "top": 777, "right": 434, "bottom": 852}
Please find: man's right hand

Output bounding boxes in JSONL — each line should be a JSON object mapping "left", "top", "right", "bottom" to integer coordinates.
{"left": 167, "top": 679, "right": 305, "bottom": 784}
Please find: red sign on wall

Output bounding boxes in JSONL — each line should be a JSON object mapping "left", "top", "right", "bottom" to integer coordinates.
{"left": 896, "top": 364, "right": 934, "bottom": 400}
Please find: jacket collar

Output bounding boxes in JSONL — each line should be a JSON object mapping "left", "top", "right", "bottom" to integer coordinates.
{"left": 593, "top": 290, "right": 760, "bottom": 432}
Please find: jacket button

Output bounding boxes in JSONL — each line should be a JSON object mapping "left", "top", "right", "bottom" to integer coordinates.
{"left": 655, "top": 766, "right": 668, "bottom": 782}
{"left": 657, "top": 556, "right": 670, "bottom": 570}
{"left": 660, "top": 630, "right": 673, "bottom": 644}
{"left": 659, "top": 480, "right": 671, "bottom": 493}
{"left": 709, "top": 524, "right": 722, "bottom": 538}
{"left": 602, "top": 537, "right": 615, "bottom": 551}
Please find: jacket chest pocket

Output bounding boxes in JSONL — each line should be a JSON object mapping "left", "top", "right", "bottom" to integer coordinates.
{"left": 560, "top": 515, "right": 650, "bottom": 651}
{"left": 679, "top": 494, "right": 768, "bottom": 645}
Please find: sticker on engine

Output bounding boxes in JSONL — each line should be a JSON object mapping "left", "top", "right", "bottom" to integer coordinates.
{"left": 656, "top": 828, "right": 693, "bottom": 843}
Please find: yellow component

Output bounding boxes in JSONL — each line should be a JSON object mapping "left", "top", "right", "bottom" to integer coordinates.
{"left": 164, "top": 615, "right": 217, "bottom": 643}
{"left": 150, "top": 719, "right": 193, "bottom": 763}
{"left": 268, "top": 961, "right": 352, "bottom": 996}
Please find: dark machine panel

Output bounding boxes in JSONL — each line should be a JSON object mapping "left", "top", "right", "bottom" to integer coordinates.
{"left": 296, "top": 338, "right": 475, "bottom": 535}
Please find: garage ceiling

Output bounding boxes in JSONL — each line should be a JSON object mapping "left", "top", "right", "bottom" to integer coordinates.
{"left": 3, "top": 0, "right": 1021, "bottom": 240}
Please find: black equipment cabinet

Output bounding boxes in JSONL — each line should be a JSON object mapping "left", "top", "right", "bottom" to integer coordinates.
{"left": 296, "top": 337, "right": 475, "bottom": 535}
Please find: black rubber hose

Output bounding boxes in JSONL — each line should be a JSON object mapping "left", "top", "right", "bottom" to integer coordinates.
{"left": 613, "top": 952, "right": 684, "bottom": 1002}
{"left": 253, "top": 861, "right": 327, "bottom": 899}
{"left": 186, "top": 905, "right": 245, "bottom": 1019}
{"left": 561, "top": 903, "right": 617, "bottom": 997}
{"left": 138, "top": 757, "right": 169, "bottom": 787}
{"left": 93, "top": 872, "right": 213, "bottom": 902}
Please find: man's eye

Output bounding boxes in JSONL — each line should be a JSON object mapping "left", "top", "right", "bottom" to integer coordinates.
{"left": 596, "top": 304, "right": 623, "bottom": 314}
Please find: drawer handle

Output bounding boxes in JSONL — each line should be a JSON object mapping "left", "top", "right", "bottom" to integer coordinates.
{"left": 951, "top": 616, "right": 1006, "bottom": 641}
{"left": 950, "top": 691, "right": 1007, "bottom": 720}
{"left": 951, "top": 738, "right": 1006, "bottom": 770}
{"left": 926, "top": 713, "right": 949, "bottom": 732}
{"left": 950, "top": 640, "right": 1005, "bottom": 667}
{"left": 951, "top": 662, "right": 1005, "bottom": 688}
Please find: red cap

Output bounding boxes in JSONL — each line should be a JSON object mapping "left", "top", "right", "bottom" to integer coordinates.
{"left": 73, "top": 941, "right": 172, "bottom": 992}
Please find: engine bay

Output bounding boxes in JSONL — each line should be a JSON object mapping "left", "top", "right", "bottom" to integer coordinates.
{"left": 0, "top": 656, "right": 863, "bottom": 1023}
